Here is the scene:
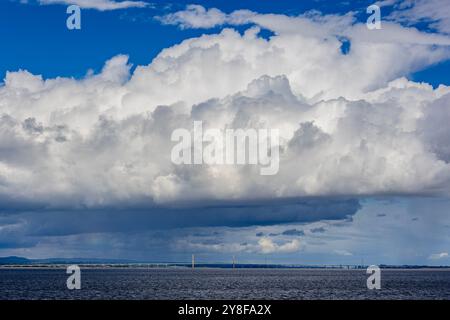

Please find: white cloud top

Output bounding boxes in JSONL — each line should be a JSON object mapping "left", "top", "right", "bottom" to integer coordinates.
{"left": 1, "top": 7, "right": 450, "bottom": 209}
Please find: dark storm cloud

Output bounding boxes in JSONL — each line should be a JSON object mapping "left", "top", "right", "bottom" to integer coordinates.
{"left": 0, "top": 197, "right": 361, "bottom": 237}
{"left": 0, "top": 238, "right": 36, "bottom": 249}
{"left": 0, "top": 218, "right": 37, "bottom": 249}
{"left": 198, "top": 239, "right": 222, "bottom": 245}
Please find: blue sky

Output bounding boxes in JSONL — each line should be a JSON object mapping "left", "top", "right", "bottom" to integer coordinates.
{"left": 2, "top": 0, "right": 346, "bottom": 79}
{"left": 0, "top": 0, "right": 450, "bottom": 265}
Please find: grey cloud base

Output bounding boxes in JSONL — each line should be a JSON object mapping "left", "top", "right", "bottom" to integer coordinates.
{"left": 0, "top": 198, "right": 360, "bottom": 239}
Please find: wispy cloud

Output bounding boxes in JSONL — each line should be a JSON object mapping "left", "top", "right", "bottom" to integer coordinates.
{"left": 428, "top": 252, "right": 449, "bottom": 260}
{"left": 39, "top": 0, "right": 150, "bottom": 11}
{"left": 258, "top": 238, "right": 301, "bottom": 254}
{"left": 378, "top": 0, "right": 450, "bottom": 34}
{"left": 157, "top": 4, "right": 258, "bottom": 29}
{"left": 334, "top": 249, "right": 353, "bottom": 256}
{"left": 310, "top": 227, "right": 326, "bottom": 233}
{"left": 281, "top": 229, "right": 305, "bottom": 236}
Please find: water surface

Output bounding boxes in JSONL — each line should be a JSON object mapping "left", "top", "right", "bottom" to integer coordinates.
{"left": 0, "top": 268, "right": 449, "bottom": 300}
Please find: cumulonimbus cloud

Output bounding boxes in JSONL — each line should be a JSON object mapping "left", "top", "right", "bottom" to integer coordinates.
{"left": 1, "top": 7, "right": 450, "bottom": 212}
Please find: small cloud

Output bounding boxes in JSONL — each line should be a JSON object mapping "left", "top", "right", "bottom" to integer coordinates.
{"left": 255, "top": 232, "right": 265, "bottom": 237}
{"left": 281, "top": 229, "right": 305, "bottom": 236}
{"left": 386, "top": 0, "right": 450, "bottom": 35}
{"left": 199, "top": 239, "right": 221, "bottom": 245}
{"left": 157, "top": 4, "right": 227, "bottom": 29}
{"left": 39, "top": 0, "right": 149, "bottom": 11}
{"left": 258, "top": 238, "right": 276, "bottom": 253}
{"left": 258, "top": 238, "right": 301, "bottom": 254}
{"left": 310, "top": 227, "right": 326, "bottom": 233}
{"left": 192, "top": 231, "right": 220, "bottom": 237}
{"left": 428, "top": 252, "right": 448, "bottom": 260}
{"left": 334, "top": 249, "right": 353, "bottom": 256}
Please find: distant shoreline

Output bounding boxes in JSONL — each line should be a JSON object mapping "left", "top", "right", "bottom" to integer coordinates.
{"left": 1, "top": 264, "right": 449, "bottom": 270}
{"left": 1, "top": 256, "right": 449, "bottom": 269}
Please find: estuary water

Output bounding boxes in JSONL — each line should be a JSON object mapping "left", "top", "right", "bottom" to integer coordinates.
{"left": 0, "top": 268, "right": 449, "bottom": 300}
